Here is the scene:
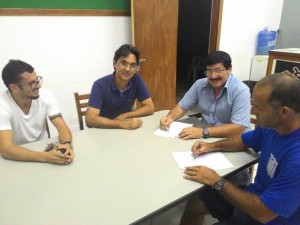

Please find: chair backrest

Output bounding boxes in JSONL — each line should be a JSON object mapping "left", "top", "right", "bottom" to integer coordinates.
{"left": 187, "top": 55, "right": 206, "bottom": 85}
{"left": 74, "top": 92, "right": 90, "bottom": 130}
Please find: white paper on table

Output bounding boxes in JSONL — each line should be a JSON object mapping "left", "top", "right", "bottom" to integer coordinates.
{"left": 153, "top": 121, "right": 193, "bottom": 139}
{"left": 172, "top": 151, "right": 233, "bottom": 170}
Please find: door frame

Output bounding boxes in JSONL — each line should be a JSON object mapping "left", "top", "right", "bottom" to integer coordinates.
{"left": 131, "top": 0, "right": 223, "bottom": 52}
{"left": 209, "top": 0, "right": 223, "bottom": 53}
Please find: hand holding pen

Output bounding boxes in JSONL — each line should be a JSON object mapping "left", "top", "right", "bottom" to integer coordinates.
{"left": 165, "top": 124, "right": 170, "bottom": 132}
{"left": 160, "top": 117, "right": 173, "bottom": 131}
{"left": 191, "top": 140, "right": 210, "bottom": 158}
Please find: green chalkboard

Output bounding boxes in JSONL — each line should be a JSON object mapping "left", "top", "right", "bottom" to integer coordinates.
{"left": 0, "top": 0, "right": 130, "bottom": 11}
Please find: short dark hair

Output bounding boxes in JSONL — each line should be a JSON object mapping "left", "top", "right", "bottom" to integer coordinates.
{"left": 205, "top": 51, "right": 232, "bottom": 69}
{"left": 257, "top": 73, "right": 300, "bottom": 113}
{"left": 113, "top": 44, "right": 140, "bottom": 66}
{"left": 2, "top": 59, "right": 34, "bottom": 90}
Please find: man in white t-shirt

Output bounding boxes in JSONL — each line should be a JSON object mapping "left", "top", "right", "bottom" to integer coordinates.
{"left": 0, "top": 59, "right": 74, "bottom": 165}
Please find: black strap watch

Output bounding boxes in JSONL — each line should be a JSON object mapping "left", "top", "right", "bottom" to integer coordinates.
{"left": 213, "top": 178, "right": 226, "bottom": 191}
{"left": 202, "top": 127, "right": 209, "bottom": 138}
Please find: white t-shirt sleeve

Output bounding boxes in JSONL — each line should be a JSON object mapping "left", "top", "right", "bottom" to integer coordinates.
{"left": 0, "top": 99, "right": 12, "bottom": 130}
{"left": 42, "top": 89, "right": 61, "bottom": 117}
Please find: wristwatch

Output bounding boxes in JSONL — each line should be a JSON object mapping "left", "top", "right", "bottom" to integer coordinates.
{"left": 213, "top": 178, "right": 226, "bottom": 191}
{"left": 62, "top": 141, "right": 73, "bottom": 149}
{"left": 202, "top": 127, "right": 209, "bottom": 138}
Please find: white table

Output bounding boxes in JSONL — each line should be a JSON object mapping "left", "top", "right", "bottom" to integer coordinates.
{"left": 0, "top": 111, "right": 258, "bottom": 225}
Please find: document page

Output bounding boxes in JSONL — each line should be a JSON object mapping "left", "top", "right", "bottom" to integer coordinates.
{"left": 153, "top": 121, "right": 193, "bottom": 139}
{"left": 172, "top": 151, "right": 233, "bottom": 170}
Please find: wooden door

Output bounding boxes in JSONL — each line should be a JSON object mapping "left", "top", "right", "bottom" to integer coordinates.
{"left": 131, "top": 0, "right": 223, "bottom": 111}
{"left": 131, "top": 0, "right": 179, "bottom": 111}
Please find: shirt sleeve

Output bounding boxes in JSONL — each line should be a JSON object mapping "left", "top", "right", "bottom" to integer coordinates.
{"left": 43, "top": 90, "right": 61, "bottom": 117}
{"left": 241, "top": 127, "right": 263, "bottom": 152}
{"left": 88, "top": 81, "right": 103, "bottom": 109}
{"left": 0, "top": 101, "right": 12, "bottom": 130}
{"left": 135, "top": 74, "right": 151, "bottom": 102}
{"left": 179, "top": 79, "right": 205, "bottom": 111}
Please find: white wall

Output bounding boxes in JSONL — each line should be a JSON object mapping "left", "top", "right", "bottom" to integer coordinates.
{"left": 276, "top": 0, "right": 300, "bottom": 49}
{"left": 219, "top": 0, "right": 284, "bottom": 81}
{"left": 0, "top": 16, "right": 131, "bottom": 135}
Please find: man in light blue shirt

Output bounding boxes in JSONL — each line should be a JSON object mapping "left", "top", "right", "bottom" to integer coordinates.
{"left": 161, "top": 51, "right": 251, "bottom": 225}
{"left": 160, "top": 51, "right": 251, "bottom": 139}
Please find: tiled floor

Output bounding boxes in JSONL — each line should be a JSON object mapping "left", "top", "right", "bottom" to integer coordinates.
{"left": 139, "top": 201, "right": 218, "bottom": 225}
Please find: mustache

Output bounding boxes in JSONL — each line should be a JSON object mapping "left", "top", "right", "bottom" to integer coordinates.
{"left": 209, "top": 77, "right": 222, "bottom": 81}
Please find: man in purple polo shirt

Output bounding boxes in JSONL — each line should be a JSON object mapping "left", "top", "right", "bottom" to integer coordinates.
{"left": 86, "top": 44, "right": 154, "bottom": 129}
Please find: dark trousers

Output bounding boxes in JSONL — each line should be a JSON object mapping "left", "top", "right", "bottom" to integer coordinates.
{"left": 200, "top": 186, "right": 261, "bottom": 225}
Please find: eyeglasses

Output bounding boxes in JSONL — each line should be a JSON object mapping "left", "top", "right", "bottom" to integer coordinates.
{"left": 17, "top": 76, "right": 43, "bottom": 89}
{"left": 119, "top": 60, "right": 138, "bottom": 70}
{"left": 204, "top": 68, "right": 227, "bottom": 76}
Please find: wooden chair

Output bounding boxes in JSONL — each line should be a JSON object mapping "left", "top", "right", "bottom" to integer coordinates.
{"left": 74, "top": 92, "right": 90, "bottom": 130}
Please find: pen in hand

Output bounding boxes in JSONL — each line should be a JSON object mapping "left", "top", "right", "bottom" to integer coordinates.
{"left": 192, "top": 148, "right": 201, "bottom": 159}
{"left": 191, "top": 152, "right": 197, "bottom": 159}
{"left": 165, "top": 124, "right": 169, "bottom": 132}
{"left": 193, "top": 151, "right": 202, "bottom": 159}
